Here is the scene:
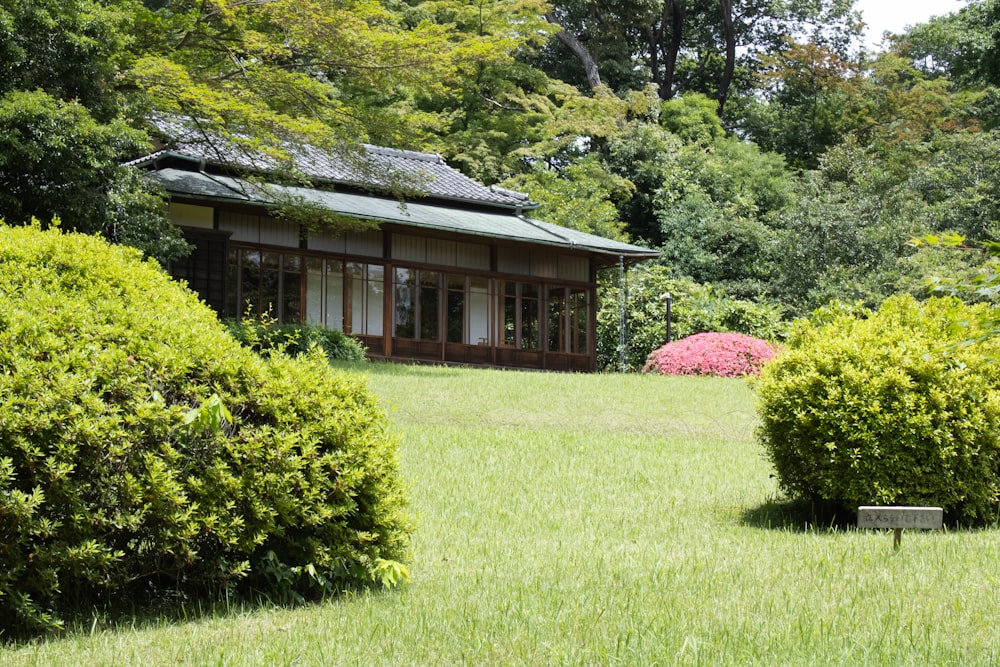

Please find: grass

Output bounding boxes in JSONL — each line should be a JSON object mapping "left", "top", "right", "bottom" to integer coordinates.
{"left": 5, "top": 363, "right": 1000, "bottom": 665}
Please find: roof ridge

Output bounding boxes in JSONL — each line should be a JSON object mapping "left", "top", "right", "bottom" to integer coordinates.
{"left": 362, "top": 143, "right": 444, "bottom": 164}
{"left": 142, "top": 115, "right": 538, "bottom": 210}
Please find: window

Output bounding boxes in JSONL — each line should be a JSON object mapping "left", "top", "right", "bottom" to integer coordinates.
{"left": 446, "top": 274, "right": 491, "bottom": 345}
{"left": 547, "top": 287, "right": 589, "bottom": 354}
{"left": 226, "top": 248, "right": 289, "bottom": 320}
{"left": 394, "top": 268, "right": 440, "bottom": 341}
{"left": 281, "top": 255, "right": 301, "bottom": 323}
{"left": 420, "top": 271, "right": 440, "bottom": 341}
{"left": 393, "top": 268, "right": 415, "bottom": 338}
{"left": 227, "top": 247, "right": 382, "bottom": 335}
{"left": 468, "top": 276, "right": 490, "bottom": 345}
{"left": 347, "top": 263, "right": 384, "bottom": 336}
{"left": 447, "top": 275, "right": 465, "bottom": 344}
{"left": 502, "top": 281, "right": 540, "bottom": 350}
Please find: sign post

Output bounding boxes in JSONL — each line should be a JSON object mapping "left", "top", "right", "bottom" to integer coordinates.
{"left": 857, "top": 506, "right": 943, "bottom": 549}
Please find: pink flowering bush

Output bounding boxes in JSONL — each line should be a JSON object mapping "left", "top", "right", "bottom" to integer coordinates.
{"left": 643, "top": 332, "right": 776, "bottom": 377}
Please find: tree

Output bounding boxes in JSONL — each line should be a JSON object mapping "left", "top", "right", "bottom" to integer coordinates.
{"left": 743, "top": 39, "right": 867, "bottom": 169}
{"left": 898, "top": 0, "right": 1000, "bottom": 89}
{"left": 0, "top": 0, "right": 189, "bottom": 262}
{"left": 0, "top": 0, "right": 136, "bottom": 120}
{"left": 767, "top": 141, "right": 927, "bottom": 314}
{"left": 538, "top": 0, "right": 861, "bottom": 115}
{"left": 0, "top": 89, "right": 189, "bottom": 263}
{"left": 908, "top": 131, "right": 1000, "bottom": 243}
{"left": 132, "top": 0, "right": 545, "bottom": 159}
{"left": 598, "top": 98, "right": 792, "bottom": 295}
{"left": 501, "top": 155, "right": 634, "bottom": 240}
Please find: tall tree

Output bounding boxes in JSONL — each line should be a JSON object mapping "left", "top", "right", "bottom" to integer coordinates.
{"left": 0, "top": 0, "right": 188, "bottom": 263}
{"left": 743, "top": 39, "right": 866, "bottom": 169}
{"left": 898, "top": 0, "right": 1000, "bottom": 89}
{"left": 538, "top": 0, "right": 860, "bottom": 114}
{"left": 131, "top": 0, "right": 544, "bottom": 160}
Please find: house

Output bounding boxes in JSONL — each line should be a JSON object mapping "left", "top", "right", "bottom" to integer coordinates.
{"left": 132, "top": 121, "right": 658, "bottom": 371}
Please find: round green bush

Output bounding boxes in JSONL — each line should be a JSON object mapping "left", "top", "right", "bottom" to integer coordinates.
{"left": 0, "top": 224, "right": 410, "bottom": 634}
{"left": 756, "top": 295, "right": 1000, "bottom": 525}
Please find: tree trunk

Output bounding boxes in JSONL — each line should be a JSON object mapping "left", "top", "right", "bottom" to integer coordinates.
{"left": 545, "top": 13, "right": 603, "bottom": 90}
{"left": 717, "top": 0, "right": 736, "bottom": 113}
{"left": 660, "top": 0, "right": 686, "bottom": 100}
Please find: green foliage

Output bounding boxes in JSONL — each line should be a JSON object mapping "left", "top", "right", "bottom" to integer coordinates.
{"left": 660, "top": 93, "right": 726, "bottom": 144}
{"left": 0, "top": 90, "right": 187, "bottom": 264}
{"left": 907, "top": 131, "right": 1000, "bottom": 243}
{"left": 745, "top": 40, "right": 865, "bottom": 170}
{"left": 0, "top": 0, "right": 136, "bottom": 120}
{"left": 900, "top": 0, "right": 1000, "bottom": 91}
{"left": 756, "top": 295, "right": 1000, "bottom": 525}
{"left": 767, "top": 143, "right": 924, "bottom": 315}
{"left": 0, "top": 225, "right": 409, "bottom": 636}
{"left": 499, "top": 154, "right": 633, "bottom": 241}
{"left": 225, "top": 319, "right": 368, "bottom": 363}
{"left": 597, "top": 263, "right": 787, "bottom": 371}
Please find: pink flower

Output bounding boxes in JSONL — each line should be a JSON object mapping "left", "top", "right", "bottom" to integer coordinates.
{"left": 643, "top": 332, "right": 776, "bottom": 378}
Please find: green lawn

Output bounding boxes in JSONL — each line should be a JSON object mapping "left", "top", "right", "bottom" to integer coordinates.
{"left": 6, "top": 363, "right": 1000, "bottom": 665}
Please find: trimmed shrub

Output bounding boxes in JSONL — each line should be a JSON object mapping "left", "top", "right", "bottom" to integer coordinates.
{"left": 225, "top": 319, "right": 368, "bottom": 363}
{"left": 0, "top": 224, "right": 410, "bottom": 635}
{"left": 756, "top": 295, "right": 1000, "bottom": 525}
{"left": 644, "top": 332, "right": 776, "bottom": 377}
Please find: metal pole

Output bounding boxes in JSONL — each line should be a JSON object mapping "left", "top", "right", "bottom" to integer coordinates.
{"left": 661, "top": 292, "right": 672, "bottom": 344}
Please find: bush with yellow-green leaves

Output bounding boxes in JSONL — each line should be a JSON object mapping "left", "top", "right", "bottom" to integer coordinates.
{"left": 0, "top": 224, "right": 410, "bottom": 635}
{"left": 756, "top": 296, "right": 1000, "bottom": 526}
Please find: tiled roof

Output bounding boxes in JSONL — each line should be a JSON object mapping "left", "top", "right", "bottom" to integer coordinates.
{"left": 146, "top": 168, "right": 659, "bottom": 263}
{"left": 133, "top": 116, "right": 536, "bottom": 211}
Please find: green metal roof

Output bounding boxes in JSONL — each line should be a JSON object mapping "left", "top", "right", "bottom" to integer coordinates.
{"left": 147, "top": 167, "right": 658, "bottom": 263}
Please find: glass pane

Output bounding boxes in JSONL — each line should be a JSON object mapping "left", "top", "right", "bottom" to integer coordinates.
{"left": 394, "top": 267, "right": 415, "bottom": 339}
{"left": 447, "top": 275, "right": 464, "bottom": 344}
{"left": 571, "top": 289, "right": 588, "bottom": 354}
{"left": 419, "top": 271, "right": 439, "bottom": 341}
{"left": 305, "top": 257, "right": 323, "bottom": 326}
{"left": 281, "top": 254, "right": 301, "bottom": 323}
{"left": 521, "top": 296, "right": 539, "bottom": 350}
{"left": 326, "top": 260, "right": 344, "bottom": 331}
{"left": 225, "top": 248, "right": 240, "bottom": 318}
{"left": 240, "top": 249, "right": 261, "bottom": 318}
{"left": 347, "top": 262, "right": 364, "bottom": 335}
{"left": 503, "top": 281, "right": 517, "bottom": 346}
{"left": 548, "top": 287, "right": 566, "bottom": 352}
{"left": 468, "top": 278, "right": 490, "bottom": 345}
{"left": 366, "top": 265, "right": 384, "bottom": 336}
{"left": 260, "top": 252, "right": 280, "bottom": 320}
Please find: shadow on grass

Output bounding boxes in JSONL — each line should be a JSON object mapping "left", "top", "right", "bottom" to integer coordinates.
{"left": 742, "top": 497, "right": 1000, "bottom": 533}
{"left": 1, "top": 585, "right": 382, "bottom": 648}
{"left": 740, "top": 497, "right": 858, "bottom": 533}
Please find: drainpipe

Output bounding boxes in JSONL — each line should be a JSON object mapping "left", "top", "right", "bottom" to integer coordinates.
{"left": 618, "top": 255, "right": 627, "bottom": 373}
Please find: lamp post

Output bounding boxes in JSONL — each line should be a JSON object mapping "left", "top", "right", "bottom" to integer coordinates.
{"left": 660, "top": 292, "right": 672, "bottom": 344}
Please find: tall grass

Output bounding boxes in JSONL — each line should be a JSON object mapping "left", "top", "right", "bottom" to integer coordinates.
{"left": 5, "top": 364, "right": 1000, "bottom": 665}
